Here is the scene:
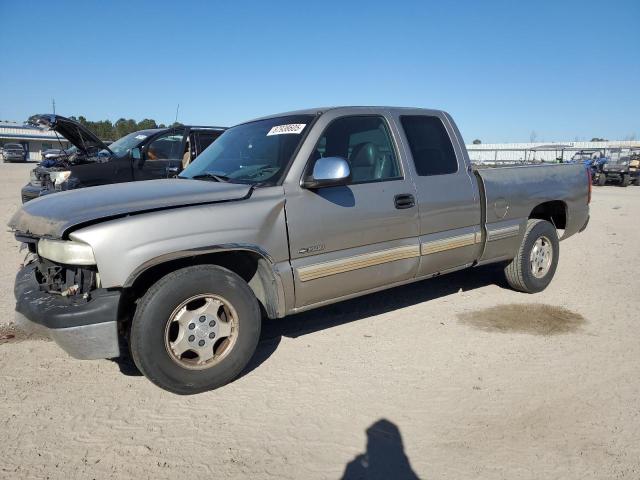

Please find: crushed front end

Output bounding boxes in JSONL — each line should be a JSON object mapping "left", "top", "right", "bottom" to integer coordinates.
{"left": 14, "top": 235, "right": 121, "bottom": 359}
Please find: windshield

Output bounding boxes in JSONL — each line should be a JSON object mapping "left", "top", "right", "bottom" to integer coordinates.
{"left": 572, "top": 152, "right": 598, "bottom": 161}
{"left": 180, "top": 115, "right": 314, "bottom": 185}
{"left": 607, "top": 149, "right": 630, "bottom": 164}
{"left": 103, "top": 131, "right": 151, "bottom": 158}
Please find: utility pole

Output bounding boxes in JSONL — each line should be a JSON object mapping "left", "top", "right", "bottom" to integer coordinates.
{"left": 174, "top": 104, "right": 180, "bottom": 124}
{"left": 52, "top": 98, "right": 56, "bottom": 114}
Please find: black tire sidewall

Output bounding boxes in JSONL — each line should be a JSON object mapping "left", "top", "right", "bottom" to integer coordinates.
{"left": 519, "top": 221, "right": 559, "bottom": 293}
{"left": 130, "top": 266, "right": 261, "bottom": 394}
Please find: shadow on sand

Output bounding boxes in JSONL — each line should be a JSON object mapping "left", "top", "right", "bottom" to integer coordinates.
{"left": 242, "top": 263, "right": 507, "bottom": 378}
{"left": 342, "top": 418, "right": 420, "bottom": 480}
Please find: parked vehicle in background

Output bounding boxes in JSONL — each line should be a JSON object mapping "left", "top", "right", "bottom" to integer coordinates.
{"left": 21, "top": 114, "right": 225, "bottom": 202}
{"left": 41, "top": 148, "right": 66, "bottom": 160}
{"left": 600, "top": 148, "right": 638, "bottom": 187}
{"left": 630, "top": 151, "right": 640, "bottom": 186}
{"left": 570, "top": 149, "right": 608, "bottom": 185}
{"left": 10, "top": 106, "right": 591, "bottom": 394}
{"left": 1, "top": 143, "right": 27, "bottom": 162}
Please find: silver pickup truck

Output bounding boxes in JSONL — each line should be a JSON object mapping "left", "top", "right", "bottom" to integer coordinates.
{"left": 10, "top": 107, "right": 591, "bottom": 394}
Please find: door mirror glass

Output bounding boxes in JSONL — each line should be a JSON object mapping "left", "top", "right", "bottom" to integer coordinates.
{"left": 130, "top": 147, "right": 142, "bottom": 160}
{"left": 302, "top": 156, "right": 351, "bottom": 189}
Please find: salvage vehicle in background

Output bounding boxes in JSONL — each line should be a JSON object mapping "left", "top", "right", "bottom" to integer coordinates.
{"left": 1, "top": 143, "right": 27, "bottom": 162}
{"left": 570, "top": 149, "right": 608, "bottom": 185}
{"left": 21, "top": 114, "right": 225, "bottom": 203}
{"left": 630, "top": 151, "right": 640, "bottom": 186}
{"left": 600, "top": 147, "right": 638, "bottom": 186}
{"left": 10, "top": 106, "right": 591, "bottom": 394}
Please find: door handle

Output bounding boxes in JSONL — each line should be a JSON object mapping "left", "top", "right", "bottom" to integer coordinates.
{"left": 394, "top": 193, "right": 415, "bottom": 209}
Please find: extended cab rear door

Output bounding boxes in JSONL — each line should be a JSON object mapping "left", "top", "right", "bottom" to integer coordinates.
{"left": 389, "top": 111, "right": 482, "bottom": 276}
{"left": 283, "top": 110, "right": 420, "bottom": 308}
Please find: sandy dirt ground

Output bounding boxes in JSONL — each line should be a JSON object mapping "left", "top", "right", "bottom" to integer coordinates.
{"left": 0, "top": 162, "right": 639, "bottom": 479}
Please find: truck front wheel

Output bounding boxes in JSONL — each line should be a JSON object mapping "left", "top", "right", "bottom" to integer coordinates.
{"left": 504, "top": 219, "right": 559, "bottom": 293}
{"left": 130, "top": 265, "right": 261, "bottom": 394}
{"left": 597, "top": 174, "right": 607, "bottom": 186}
{"left": 621, "top": 174, "right": 631, "bottom": 187}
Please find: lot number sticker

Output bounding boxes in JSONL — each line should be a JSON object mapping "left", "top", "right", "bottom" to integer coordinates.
{"left": 267, "top": 124, "right": 306, "bottom": 136}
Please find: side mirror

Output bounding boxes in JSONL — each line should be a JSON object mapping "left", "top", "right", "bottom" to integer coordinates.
{"left": 302, "top": 156, "right": 351, "bottom": 189}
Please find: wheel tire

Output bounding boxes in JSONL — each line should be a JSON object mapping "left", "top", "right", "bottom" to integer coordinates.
{"left": 621, "top": 174, "right": 630, "bottom": 187}
{"left": 504, "top": 219, "right": 559, "bottom": 293}
{"left": 130, "top": 265, "right": 261, "bottom": 394}
{"left": 597, "top": 174, "right": 607, "bottom": 186}
{"left": 634, "top": 176, "right": 640, "bottom": 186}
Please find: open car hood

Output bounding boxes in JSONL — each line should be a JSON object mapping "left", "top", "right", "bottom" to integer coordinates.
{"left": 9, "top": 179, "right": 252, "bottom": 238}
{"left": 27, "top": 114, "right": 112, "bottom": 156}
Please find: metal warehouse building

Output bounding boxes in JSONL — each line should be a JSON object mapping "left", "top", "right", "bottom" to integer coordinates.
{"left": 0, "top": 121, "right": 70, "bottom": 161}
{"left": 467, "top": 140, "right": 639, "bottom": 164}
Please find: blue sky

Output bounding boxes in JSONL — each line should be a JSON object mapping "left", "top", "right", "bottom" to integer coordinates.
{"left": 1, "top": 0, "right": 638, "bottom": 142}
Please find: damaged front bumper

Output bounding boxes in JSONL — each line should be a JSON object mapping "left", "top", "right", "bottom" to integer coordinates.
{"left": 14, "top": 263, "right": 121, "bottom": 359}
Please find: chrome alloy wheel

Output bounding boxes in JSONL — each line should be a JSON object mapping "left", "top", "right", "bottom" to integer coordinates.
{"left": 529, "top": 235, "right": 553, "bottom": 279}
{"left": 164, "top": 294, "right": 238, "bottom": 370}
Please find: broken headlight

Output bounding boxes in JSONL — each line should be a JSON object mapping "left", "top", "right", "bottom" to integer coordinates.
{"left": 49, "top": 170, "right": 72, "bottom": 187}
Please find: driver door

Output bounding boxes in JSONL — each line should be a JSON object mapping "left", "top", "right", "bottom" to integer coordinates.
{"left": 284, "top": 114, "right": 420, "bottom": 308}
{"left": 134, "top": 129, "right": 186, "bottom": 180}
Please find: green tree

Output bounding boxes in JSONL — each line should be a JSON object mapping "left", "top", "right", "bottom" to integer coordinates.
{"left": 65, "top": 115, "right": 166, "bottom": 140}
{"left": 137, "top": 118, "right": 158, "bottom": 130}
{"left": 472, "top": 139, "right": 482, "bottom": 145}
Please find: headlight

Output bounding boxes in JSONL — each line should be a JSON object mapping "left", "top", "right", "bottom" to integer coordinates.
{"left": 37, "top": 239, "right": 96, "bottom": 265}
{"left": 49, "top": 171, "right": 72, "bottom": 186}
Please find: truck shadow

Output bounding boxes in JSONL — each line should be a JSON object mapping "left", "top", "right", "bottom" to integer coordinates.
{"left": 241, "top": 263, "right": 508, "bottom": 379}
{"left": 113, "top": 263, "right": 507, "bottom": 379}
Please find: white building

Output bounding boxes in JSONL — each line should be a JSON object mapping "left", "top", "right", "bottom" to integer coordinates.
{"left": 467, "top": 140, "right": 639, "bottom": 164}
{"left": 0, "top": 121, "right": 70, "bottom": 161}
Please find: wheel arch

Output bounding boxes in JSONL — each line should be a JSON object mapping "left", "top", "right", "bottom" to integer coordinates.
{"left": 529, "top": 200, "right": 567, "bottom": 231}
{"left": 123, "top": 246, "right": 286, "bottom": 320}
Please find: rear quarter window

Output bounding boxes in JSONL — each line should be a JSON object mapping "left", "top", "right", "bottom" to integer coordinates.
{"left": 400, "top": 116, "right": 458, "bottom": 176}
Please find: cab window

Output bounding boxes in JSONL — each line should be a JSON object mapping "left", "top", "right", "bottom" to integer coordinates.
{"left": 146, "top": 131, "right": 185, "bottom": 160}
{"left": 310, "top": 116, "right": 401, "bottom": 184}
{"left": 400, "top": 116, "right": 458, "bottom": 176}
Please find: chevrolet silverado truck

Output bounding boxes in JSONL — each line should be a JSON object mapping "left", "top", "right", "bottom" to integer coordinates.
{"left": 21, "top": 114, "right": 225, "bottom": 203}
{"left": 10, "top": 107, "right": 591, "bottom": 394}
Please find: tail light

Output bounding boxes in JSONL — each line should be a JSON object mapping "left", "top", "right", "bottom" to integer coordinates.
{"left": 586, "top": 167, "right": 592, "bottom": 204}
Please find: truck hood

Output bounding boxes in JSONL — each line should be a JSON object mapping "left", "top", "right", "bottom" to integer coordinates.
{"left": 27, "top": 114, "right": 112, "bottom": 156}
{"left": 9, "top": 179, "right": 252, "bottom": 239}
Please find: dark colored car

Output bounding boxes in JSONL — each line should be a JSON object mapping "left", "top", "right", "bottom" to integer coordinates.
{"left": 2, "top": 143, "right": 27, "bottom": 162}
{"left": 21, "top": 114, "right": 225, "bottom": 203}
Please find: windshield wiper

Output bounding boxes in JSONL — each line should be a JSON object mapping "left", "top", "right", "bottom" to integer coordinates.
{"left": 190, "top": 173, "right": 231, "bottom": 183}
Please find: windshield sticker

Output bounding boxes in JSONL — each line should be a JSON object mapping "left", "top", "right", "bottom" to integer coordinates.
{"left": 267, "top": 124, "right": 306, "bottom": 136}
{"left": 134, "top": 134, "right": 147, "bottom": 140}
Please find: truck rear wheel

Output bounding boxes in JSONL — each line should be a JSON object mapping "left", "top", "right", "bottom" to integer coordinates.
{"left": 130, "top": 265, "right": 261, "bottom": 394}
{"left": 621, "top": 174, "right": 631, "bottom": 187}
{"left": 504, "top": 219, "right": 559, "bottom": 293}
